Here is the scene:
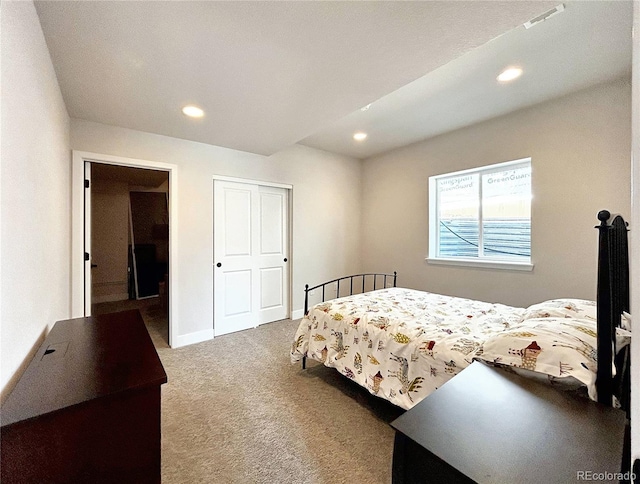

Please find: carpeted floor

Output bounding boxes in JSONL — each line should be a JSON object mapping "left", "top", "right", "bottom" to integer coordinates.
{"left": 94, "top": 300, "right": 403, "bottom": 483}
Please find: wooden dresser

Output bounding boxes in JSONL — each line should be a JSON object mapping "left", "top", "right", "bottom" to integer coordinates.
{"left": 391, "top": 361, "right": 628, "bottom": 484}
{"left": 1, "top": 310, "right": 167, "bottom": 484}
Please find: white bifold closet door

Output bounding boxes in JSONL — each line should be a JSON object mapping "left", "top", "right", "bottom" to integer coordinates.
{"left": 213, "top": 180, "right": 289, "bottom": 336}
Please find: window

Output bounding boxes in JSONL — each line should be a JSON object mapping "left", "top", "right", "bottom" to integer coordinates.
{"left": 428, "top": 158, "right": 532, "bottom": 270}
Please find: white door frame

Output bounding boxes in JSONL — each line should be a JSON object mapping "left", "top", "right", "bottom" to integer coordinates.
{"left": 84, "top": 161, "right": 92, "bottom": 315}
{"left": 72, "top": 151, "right": 178, "bottom": 347}
{"left": 630, "top": 0, "right": 639, "bottom": 469}
{"left": 212, "top": 175, "right": 293, "bottom": 331}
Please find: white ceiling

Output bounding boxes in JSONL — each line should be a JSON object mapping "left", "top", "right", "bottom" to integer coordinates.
{"left": 35, "top": 1, "right": 631, "bottom": 160}
{"left": 301, "top": 1, "right": 633, "bottom": 159}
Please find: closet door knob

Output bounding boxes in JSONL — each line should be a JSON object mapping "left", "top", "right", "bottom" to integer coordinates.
{"left": 216, "top": 262, "right": 222, "bottom": 268}
{"left": 284, "top": 258, "right": 288, "bottom": 262}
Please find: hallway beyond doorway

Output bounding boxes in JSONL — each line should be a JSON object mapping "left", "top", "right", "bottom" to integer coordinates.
{"left": 93, "top": 298, "right": 169, "bottom": 348}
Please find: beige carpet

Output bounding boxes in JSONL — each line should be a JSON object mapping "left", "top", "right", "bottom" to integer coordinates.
{"left": 95, "top": 300, "right": 403, "bottom": 483}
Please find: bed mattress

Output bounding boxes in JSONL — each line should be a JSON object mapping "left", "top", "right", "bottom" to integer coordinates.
{"left": 291, "top": 288, "right": 525, "bottom": 409}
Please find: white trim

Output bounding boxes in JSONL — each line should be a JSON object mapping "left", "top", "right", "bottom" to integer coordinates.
{"left": 288, "top": 188, "right": 294, "bottom": 320}
{"left": 71, "top": 153, "right": 85, "bottom": 315}
{"left": 72, "top": 151, "right": 178, "bottom": 348}
{"left": 428, "top": 176, "right": 437, "bottom": 257}
{"left": 212, "top": 174, "right": 292, "bottom": 190}
{"left": 426, "top": 257, "right": 534, "bottom": 272}
{"left": 173, "top": 328, "right": 214, "bottom": 348}
{"left": 630, "top": 0, "right": 639, "bottom": 468}
{"left": 84, "top": 162, "right": 92, "bottom": 315}
{"left": 291, "top": 309, "right": 304, "bottom": 320}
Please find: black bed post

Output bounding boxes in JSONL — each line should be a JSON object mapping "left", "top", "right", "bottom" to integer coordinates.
{"left": 596, "top": 210, "right": 614, "bottom": 407}
{"left": 609, "top": 215, "right": 630, "bottom": 414}
{"left": 595, "top": 210, "right": 631, "bottom": 411}
{"left": 302, "top": 284, "right": 309, "bottom": 370}
{"left": 393, "top": 271, "right": 397, "bottom": 287}
{"left": 304, "top": 284, "right": 309, "bottom": 316}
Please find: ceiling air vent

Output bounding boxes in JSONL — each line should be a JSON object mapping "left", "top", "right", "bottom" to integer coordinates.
{"left": 524, "top": 4, "right": 565, "bottom": 29}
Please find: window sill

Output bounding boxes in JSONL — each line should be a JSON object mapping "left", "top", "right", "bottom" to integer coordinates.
{"left": 425, "top": 257, "right": 534, "bottom": 272}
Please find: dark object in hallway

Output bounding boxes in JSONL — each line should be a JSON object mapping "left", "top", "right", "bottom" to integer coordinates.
{"left": 131, "top": 243, "right": 159, "bottom": 298}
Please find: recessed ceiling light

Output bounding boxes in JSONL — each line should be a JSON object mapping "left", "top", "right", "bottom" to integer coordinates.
{"left": 182, "top": 105, "right": 204, "bottom": 118}
{"left": 497, "top": 67, "right": 523, "bottom": 83}
{"left": 353, "top": 132, "right": 368, "bottom": 141}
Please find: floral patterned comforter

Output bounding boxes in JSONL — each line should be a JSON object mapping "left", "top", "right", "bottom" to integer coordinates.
{"left": 290, "top": 288, "right": 525, "bottom": 410}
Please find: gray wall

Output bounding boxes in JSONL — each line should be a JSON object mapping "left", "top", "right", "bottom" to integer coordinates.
{"left": 1, "top": 1, "right": 71, "bottom": 397}
{"left": 71, "top": 120, "right": 363, "bottom": 340}
{"left": 361, "top": 77, "right": 631, "bottom": 308}
{"left": 91, "top": 179, "right": 130, "bottom": 302}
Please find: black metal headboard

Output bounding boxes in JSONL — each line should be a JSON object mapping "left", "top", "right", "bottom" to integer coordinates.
{"left": 595, "top": 210, "right": 630, "bottom": 413}
{"left": 300, "top": 272, "right": 397, "bottom": 370}
{"left": 303, "top": 272, "right": 397, "bottom": 316}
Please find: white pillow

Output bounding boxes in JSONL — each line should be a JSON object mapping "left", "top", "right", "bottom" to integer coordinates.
{"left": 478, "top": 317, "right": 631, "bottom": 402}
{"left": 478, "top": 318, "right": 598, "bottom": 400}
{"left": 622, "top": 311, "right": 632, "bottom": 331}
{"left": 522, "top": 299, "right": 596, "bottom": 321}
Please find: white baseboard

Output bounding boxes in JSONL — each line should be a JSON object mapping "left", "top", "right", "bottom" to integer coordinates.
{"left": 174, "top": 313, "right": 304, "bottom": 347}
{"left": 92, "top": 293, "right": 129, "bottom": 304}
{"left": 173, "top": 328, "right": 214, "bottom": 348}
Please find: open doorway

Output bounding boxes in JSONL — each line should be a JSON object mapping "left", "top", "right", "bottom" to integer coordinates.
{"left": 89, "top": 163, "right": 170, "bottom": 347}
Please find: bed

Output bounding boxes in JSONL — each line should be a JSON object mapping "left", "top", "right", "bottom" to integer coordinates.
{"left": 291, "top": 210, "right": 631, "bottom": 413}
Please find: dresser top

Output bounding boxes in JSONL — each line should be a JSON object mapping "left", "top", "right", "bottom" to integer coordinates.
{"left": 391, "top": 361, "right": 627, "bottom": 484}
{"left": 2, "top": 310, "right": 167, "bottom": 427}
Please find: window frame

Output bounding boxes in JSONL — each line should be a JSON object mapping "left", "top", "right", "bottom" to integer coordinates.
{"left": 427, "top": 157, "right": 534, "bottom": 272}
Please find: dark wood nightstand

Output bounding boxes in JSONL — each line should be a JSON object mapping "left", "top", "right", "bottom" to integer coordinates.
{"left": 1, "top": 310, "right": 167, "bottom": 484}
{"left": 391, "top": 361, "right": 627, "bottom": 484}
